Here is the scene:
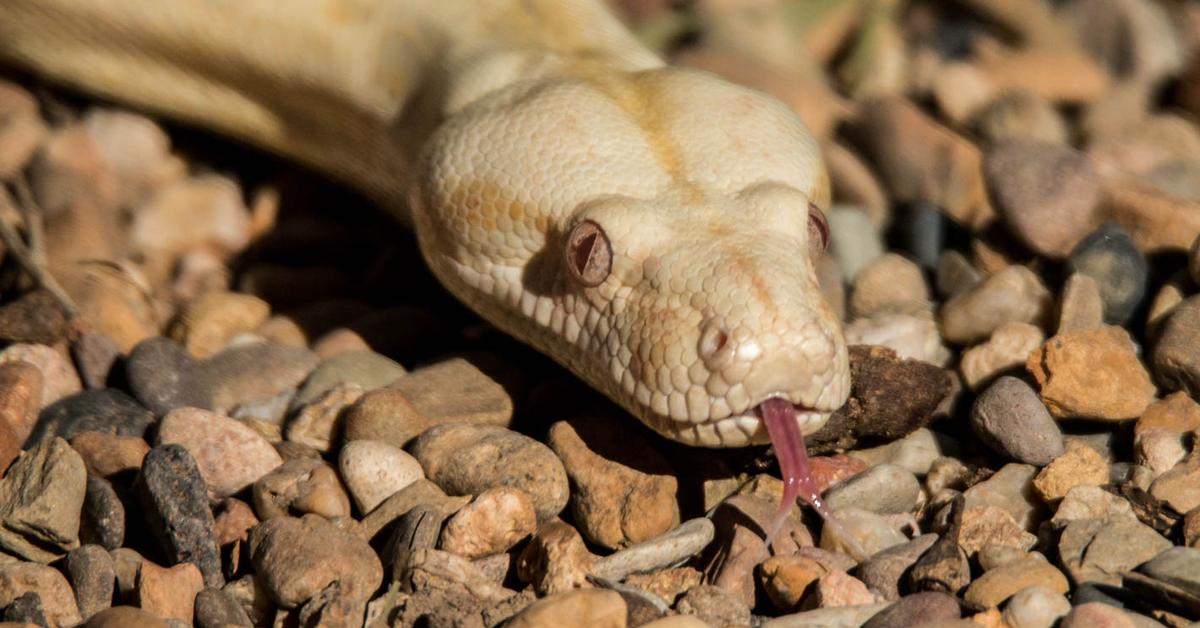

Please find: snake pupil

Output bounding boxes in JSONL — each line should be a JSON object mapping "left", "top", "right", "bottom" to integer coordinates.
{"left": 565, "top": 220, "right": 611, "bottom": 286}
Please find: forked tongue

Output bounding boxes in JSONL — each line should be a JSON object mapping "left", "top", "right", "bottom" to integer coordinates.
{"left": 759, "top": 397, "right": 869, "bottom": 561}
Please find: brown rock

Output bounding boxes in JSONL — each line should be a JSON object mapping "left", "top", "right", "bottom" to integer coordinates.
{"left": 0, "top": 344, "right": 81, "bottom": 409}
{"left": 1058, "top": 273, "right": 1105, "bottom": 333}
{"left": 156, "top": 407, "right": 283, "bottom": 498}
{"left": 252, "top": 458, "right": 350, "bottom": 520}
{"left": 341, "top": 387, "right": 429, "bottom": 450}
{"left": 675, "top": 584, "right": 751, "bottom": 628}
{"left": 28, "top": 123, "right": 118, "bottom": 216}
{"left": 0, "top": 562, "right": 82, "bottom": 627}
{"left": 516, "top": 520, "right": 596, "bottom": 595}
{"left": 849, "top": 254, "right": 931, "bottom": 318}
{"left": 940, "top": 266, "right": 1052, "bottom": 345}
{"left": 956, "top": 506, "right": 1036, "bottom": 557}
{"left": 985, "top": 140, "right": 1100, "bottom": 258}
{"left": 1150, "top": 450, "right": 1200, "bottom": 514}
{"left": 311, "top": 327, "right": 371, "bottom": 359}
{"left": 285, "top": 382, "right": 363, "bottom": 452}
{"left": 708, "top": 494, "right": 812, "bottom": 606}
{"left": 855, "top": 533, "right": 939, "bottom": 601}
{"left": 1034, "top": 440, "right": 1110, "bottom": 502}
{"left": 249, "top": 514, "right": 382, "bottom": 608}
{"left": 356, "top": 480, "right": 468, "bottom": 544}
{"left": 548, "top": 418, "right": 678, "bottom": 550}
{"left": 1152, "top": 295, "right": 1200, "bottom": 397}
{"left": 82, "top": 109, "right": 183, "bottom": 206}
{"left": 506, "top": 589, "right": 625, "bottom": 628}
{"left": 760, "top": 555, "right": 826, "bottom": 611}
{"left": 212, "top": 498, "right": 259, "bottom": 546}
{"left": 976, "top": 45, "right": 1111, "bottom": 105}
{"left": 847, "top": 97, "right": 993, "bottom": 229}
{"left": 69, "top": 432, "right": 149, "bottom": 478}
{"left": 805, "top": 570, "right": 876, "bottom": 609}
{"left": 82, "top": 606, "right": 167, "bottom": 628}
{"left": 389, "top": 358, "right": 513, "bottom": 428}
{"left": 963, "top": 556, "right": 1068, "bottom": 608}
{"left": 0, "top": 82, "right": 47, "bottom": 178}
{"left": 975, "top": 89, "right": 1068, "bottom": 145}
{"left": 0, "top": 291, "right": 73, "bottom": 347}
{"left": 0, "top": 437, "right": 86, "bottom": 562}
{"left": 1027, "top": 326, "right": 1157, "bottom": 420}
{"left": 959, "top": 322, "right": 1044, "bottom": 391}
{"left": 169, "top": 291, "right": 269, "bottom": 359}
{"left": 825, "top": 142, "right": 889, "bottom": 230}
{"left": 135, "top": 561, "right": 203, "bottom": 622}
{"left": 625, "top": 568, "right": 702, "bottom": 607}
{"left": 439, "top": 487, "right": 537, "bottom": 559}
{"left": 1101, "top": 179, "right": 1200, "bottom": 255}
{"left": 0, "top": 362, "right": 42, "bottom": 444}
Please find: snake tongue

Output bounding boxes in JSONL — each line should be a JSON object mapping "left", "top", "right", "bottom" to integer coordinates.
{"left": 759, "top": 397, "right": 828, "bottom": 550}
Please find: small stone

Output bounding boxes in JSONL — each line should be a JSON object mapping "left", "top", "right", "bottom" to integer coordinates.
{"left": 956, "top": 506, "right": 1037, "bottom": 557}
{"left": 387, "top": 358, "right": 513, "bottom": 428}
{"left": 284, "top": 382, "right": 363, "bottom": 452}
{"left": 706, "top": 494, "right": 810, "bottom": 604}
{"left": 252, "top": 458, "right": 351, "bottom": 520}
{"left": 820, "top": 508, "right": 908, "bottom": 558}
{"left": 0, "top": 291, "right": 72, "bottom": 347}
{"left": 156, "top": 407, "right": 282, "bottom": 498}
{"left": 249, "top": 514, "right": 382, "bottom": 608}
{"left": 676, "top": 585, "right": 751, "bottom": 628}
{"left": 963, "top": 463, "right": 1043, "bottom": 531}
{"left": 1149, "top": 450, "right": 1200, "bottom": 513}
{"left": 135, "top": 444, "right": 223, "bottom": 588}
{"left": 212, "top": 498, "right": 258, "bottom": 547}
{"left": 1101, "top": 180, "right": 1200, "bottom": 256}
{"left": 1001, "top": 586, "right": 1071, "bottom": 628}
{"left": 1058, "top": 273, "right": 1105, "bottom": 333}
{"left": 0, "top": 437, "right": 85, "bottom": 562}
{"left": 291, "top": 351, "right": 406, "bottom": 410}
{"left": 1051, "top": 485, "right": 1136, "bottom": 528}
{"left": 808, "top": 455, "right": 870, "bottom": 493}
{"left": 80, "top": 476, "right": 124, "bottom": 550}
{"left": 848, "top": 428, "right": 944, "bottom": 477}
{"left": 0, "top": 344, "right": 82, "bottom": 409}
{"left": 132, "top": 174, "right": 249, "bottom": 262}
{"left": 82, "top": 108, "right": 182, "bottom": 205}
{"left": 762, "top": 604, "right": 891, "bottom": 628}
{"left": 975, "top": 90, "right": 1069, "bottom": 145}
{"left": 136, "top": 561, "right": 203, "bottom": 623}
{"left": 806, "top": 570, "right": 875, "bottom": 609}
{"left": 1152, "top": 295, "right": 1200, "bottom": 397}
{"left": 1059, "top": 518, "right": 1172, "bottom": 586}
{"left": 194, "top": 588, "right": 253, "bottom": 628}
{"left": 759, "top": 554, "right": 826, "bottom": 611}
{"left": 356, "top": 479, "right": 467, "bottom": 544}
{"left": 410, "top": 424, "right": 568, "bottom": 521}
{"left": 0, "top": 82, "right": 47, "bottom": 178}
{"left": 1067, "top": 224, "right": 1148, "bottom": 325}
{"left": 516, "top": 520, "right": 595, "bottom": 595}
{"left": 33, "top": 389, "right": 157, "bottom": 450}
{"left": 125, "top": 337, "right": 212, "bottom": 415}
{"left": 1057, "top": 602, "right": 1139, "bottom": 628}
{"left": 0, "top": 362, "right": 42, "bottom": 444}
{"left": 970, "top": 376, "right": 1064, "bottom": 465}
{"left": 440, "top": 487, "right": 537, "bottom": 559}
{"left": 963, "top": 556, "right": 1068, "bottom": 608}
{"left": 854, "top": 533, "right": 939, "bottom": 601}
{"left": 960, "top": 322, "right": 1045, "bottom": 391}
{"left": 71, "top": 333, "right": 120, "bottom": 390}
{"left": 1146, "top": 270, "right": 1190, "bottom": 338}
{"left": 940, "top": 265, "right": 1052, "bottom": 345}
{"left": 828, "top": 206, "right": 885, "bottom": 282}
{"left": 935, "top": 250, "right": 983, "bottom": 299}
{"left": 907, "top": 520, "right": 970, "bottom": 594}
{"left": 82, "top": 606, "right": 168, "bottom": 628}
{"left": 201, "top": 343, "right": 318, "bottom": 412}
{"left": 548, "top": 418, "right": 678, "bottom": 549}
{"left": 849, "top": 254, "right": 931, "bottom": 318}
{"left": 168, "top": 292, "right": 270, "bottom": 360}
{"left": 1134, "top": 429, "right": 1188, "bottom": 475}
{"left": 69, "top": 432, "right": 149, "bottom": 478}
{"left": 341, "top": 387, "right": 428, "bottom": 450}
{"left": 67, "top": 545, "right": 115, "bottom": 620}
{"left": 824, "top": 465, "right": 920, "bottom": 515}
{"left": 592, "top": 518, "right": 714, "bottom": 582}
{"left": 985, "top": 140, "right": 1100, "bottom": 258}
{"left": 338, "top": 439, "right": 424, "bottom": 514}
{"left": 1136, "top": 392, "right": 1200, "bottom": 439}
{"left": 0, "top": 562, "right": 82, "bottom": 627}
{"left": 1027, "top": 326, "right": 1156, "bottom": 420}
{"left": 843, "top": 313, "right": 950, "bottom": 366}
{"left": 1034, "top": 441, "right": 1110, "bottom": 503}
{"left": 1139, "top": 546, "right": 1200, "bottom": 598}
{"left": 506, "top": 589, "right": 625, "bottom": 628}
{"left": 861, "top": 591, "right": 961, "bottom": 628}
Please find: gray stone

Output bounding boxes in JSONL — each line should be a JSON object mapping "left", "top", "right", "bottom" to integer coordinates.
{"left": 825, "top": 464, "right": 921, "bottom": 515}
{"left": 290, "top": 350, "right": 406, "bottom": 410}
{"left": 970, "top": 377, "right": 1064, "bottom": 465}
{"left": 592, "top": 518, "right": 714, "bottom": 581}
{"left": 136, "top": 444, "right": 223, "bottom": 588}
{"left": 1068, "top": 224, "right": 1148, "bottom": 325}
{"left": 126, "top": 336, "right": 212, "bottom": 415}
{"left": 1138, "top": 546, "right": 1200, "bottom": 598}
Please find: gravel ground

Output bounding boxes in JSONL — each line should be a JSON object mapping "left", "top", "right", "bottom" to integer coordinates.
{"left": 0, "top": 1, "right": 1199, "bottom": 627}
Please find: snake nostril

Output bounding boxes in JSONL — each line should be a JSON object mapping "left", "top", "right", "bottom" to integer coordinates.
{"left": 698, "top": 321, "right": 730, "bottom": 362}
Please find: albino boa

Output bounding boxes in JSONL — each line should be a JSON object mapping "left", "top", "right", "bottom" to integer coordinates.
{"left": 0, "top": 1, "right": 850, "bottom": 454}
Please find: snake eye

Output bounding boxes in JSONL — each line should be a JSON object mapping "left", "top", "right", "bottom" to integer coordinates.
{"left": 807, "top": 203, "right": 829, "bottom": 258}
{"left": 565, "top": 220, "right": 612, "bottom": 286}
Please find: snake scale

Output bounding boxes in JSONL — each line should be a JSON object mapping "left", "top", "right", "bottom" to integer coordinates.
{"left": 0, "top": 1, "right": 852, "bottom": 524}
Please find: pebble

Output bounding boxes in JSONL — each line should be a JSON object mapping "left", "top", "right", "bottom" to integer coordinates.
{"left": 252, "top": 458, "right": 351, "bottom": 520}
{"left": 249, "top": 514, "right": 382, "bottom": 608}
{"left": 820, "top": 508, "right": 908, "bottom": 558}
{"left": 1067, "top": 224, "right": 1148, "bottom": 325}
{"left": 69, "top": 432, "right": 149, "bottom": 478}
{"left": 125, "top": 337, "right": 212, "bottom": 415}
{"left": 963, "top": 556, "right": 1068, "bottom": 608}
{"left": 82, "top": 108, "right": 182, "bottom": 205}
{"left": 824, "top": 464, "right": 920, "bottom": 515}
{"left": 284, "top": 381, "right": 363, "bottom": 451}
{"left": 828, "top": 206, "right": 885, "bottom": 282}
{"left": 762, "top": 603, "right": 890, "bottom": 628}
{"left": 1102, "top": 181, "right": 1200, "bottom": 257}
{"left": 0, "top": 437, "right": 86, "bottom": 562}
{"left": 0, "top": 562, "right": 82, "bottom": 627}
{"left": 860, "top": 591, "right": 960, "bottom": 628}
{"left": 506, "top": 589, "right": 625, "bottom": 628}
{"left": 1138, "top": 546, "right": 1200, "bottom": 598}
{"left": 194, "top": 587, "right": 254, "bottom": 628}
{"left": 132, "top": 175, "right": 250, "bottom": 266}
{"left": 517, "top": 520, "right": 595, "bottom": 595}
{"left": 71, "top": 333, "right": 121, "bottom": 390}
{"left": 338, "top": 439, "right": 424, "bottom": 514}
{"left": 1057, "top": 602, "right": 1139, "bottom": 628}
{"left": 79, "top": 476, "right": 124, "bottom": 550}
{"left": 135, "top": 561, "right": 203, "bottom": 623}
{"left": 155, "top": 407, "right": 282, "bottom": 498}
{"left": 843, "top": 312, "right": 950, "bottom": 366}
{"left": 759, "top": 554, "right": 827, "bottom": 611}
{"left": 0, "top": 82, "right": 47, "bottom": 178}
{"left": 592, "top": 518, "right": 714, "bottom": 582}
{"left": 387, "top": 358, "right": 513, "bottom": 428}
{"left": 935, "top": 250, "right": 982, "bottom": 300}
{"left": 1033, "top": 440, "right": 1110, "bottom": 502}
{"left": 855, "top": 533, "right": 939, "bottom": 601}
{"left": 439, "top": 487, "right": 537, "bottom": 559}
{"left": 0, "top": 362, "right": 42, "bottom": 446}
{"left": 0, "top": 291, "right": 72, "bottom": 347}
{"left": 1149, "top": 450, "right": 1200, "bottom": 514}
{"left": 985, "top": 140, "right": 1100, "bottom": 258}
{"left": 1058, "top": 273, "right": 1105, "bottom": 333}
{"left": 907, "top": 513, "right": 970, "bottom": 593}
{"left": 707, "top": 494, "right": 810, "bottom": 604}
{"left": 548, "top": 418, "right": 679, "bottom": 549}
{"left": 849, "top": 253, "right": 931, "bottom": 318}
{"left": 1059, "top": 518, "right": 1172, "bottom": 585}
{"left": 940, "top": 265, "right": 1052, "bottom": 345}
{"left": 676, "top": 584, "right": 751, "bottom": 628}
{"left": 410, "top": 424, "right": 568, "bottom": 521}
{"left": 1050, "top": 485, "right": 1137, "bottom": 528}
{"left": 66, "top": 545, "right": 115, "bottom": 620}
{"left": 962, "top": 463, "right": 1042, "bottom": 531}
{"left": 975, "top": 89, "right": 1069, "bottom": 145}
{"left": 1001, "top": 586, "right": 1071, "bottom": 628}
{"left": 201, "top": 342, "right": 318, "bottom": 412}
{"left": 1134, "top": 429, "right": 1187, "bottom": 475}
{"left": 33, "top": 389, "right": 156, "bottom": 451}
{"left": 135, "top": 444, "right": 223, "bottom": 588}
{"left": 1026, "top": 326, "right": 1157, "bottom": 420}
{"left": 341, "top": 387, "right": 428, "bottom": 450}
{"left": 0, "top": 344, "right": 82, "bottom": 408}
{"left": 807, "top": 569, "right": 876, "bottom": 609}
{"left": 848, "top": 427, "right": 944, "bottom": 477}
{"left": 291, "top": 350, "right": 406, "bottom": 410}
{"left": 82, "top": 606, "right": 168, "bottom": 628}
{"left": 959, "top": 322, "right": 1044, "bottom": 391}
{"left": 957, "top": 506, "right": 1037, "bottom": 557}
{"left": 970, "top": 376, "right": 1064, "bottom": 465}
{"left": 1152, "top": 295, "right": 1200, "bottom": 397}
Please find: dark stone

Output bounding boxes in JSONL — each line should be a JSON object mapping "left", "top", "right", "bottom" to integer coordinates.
{"left": 970, "top": 376, "right": 1064, "bottom": 465}
{"left": 66, "top": 544, "right": 115, "bottom": 620}
{"left": 136, "top": 444, "right": 223, "bottom": 588}
{"left": 4, "top": 591, "right": 48, "bottom": 627}
{"left": 30, "top": 388, "right": 153, "bottom": 445}
{"left": 862, "top": 591, "right": 961, "bottom": 628}
{"left": 1152, "top": 295, "right": 1200, "bottom": 397}
{"left": 809, "top": 345, "right": 952, "bottom": 454}
{"left": 1068, "top": 223, "right": 1148, "bottom": 325}
{"left": 0, "top": 290, "right": 71, "bottom": 345}
{"left": 80, "top": 475, "right": 125, "bottom": 550}
{"left": 854, "top": 534, "right": 940, "bottom": 601}
{"left": 194, "top": 588, "right": 253, "bottom": 628}
{"left": 907, "top": 497, "right": 969, "bottom": 595}
{"left": 71, "top": 333, "right": 121, "bottom": 390}
{"left": 126, "top": 337, "right": 212, "bottom": 415}
{"left": 895, "top": 203, "right": 946, "bottom": 269}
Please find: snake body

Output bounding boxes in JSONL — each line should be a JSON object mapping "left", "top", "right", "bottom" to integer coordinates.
{"left": 0, "top": 0, "right": 850, "bottom": 448}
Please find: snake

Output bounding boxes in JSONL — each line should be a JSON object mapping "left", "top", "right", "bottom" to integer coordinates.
{"left": 0, "top": 0, "right": 852, "bottom": 540}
